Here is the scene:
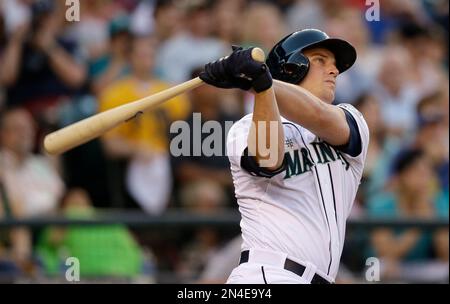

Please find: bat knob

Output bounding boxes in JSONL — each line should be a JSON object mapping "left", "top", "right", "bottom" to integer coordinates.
{"left": 251, "top": 48, "right": 265, "bottom": 63}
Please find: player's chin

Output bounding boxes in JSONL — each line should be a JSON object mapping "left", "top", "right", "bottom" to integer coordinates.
{"left": 323, "top": 90, "right": 335, "bottom": 104}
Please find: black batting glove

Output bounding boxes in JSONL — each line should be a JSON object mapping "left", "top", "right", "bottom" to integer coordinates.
{"left": 250, "top": 63, "right": 272, "bottom": 93}
{"left": 226, "top": 46, "right": 273, "bottom": 93}
{"left": 199, "top": 46, "right": 272, "bottom": 93}
{"left": 201, "top": 57, "right": 252, "bottom": 90}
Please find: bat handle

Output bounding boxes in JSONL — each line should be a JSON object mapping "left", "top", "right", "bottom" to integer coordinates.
{"left": 251, "top": 47, "right": 266, "bottom": 63}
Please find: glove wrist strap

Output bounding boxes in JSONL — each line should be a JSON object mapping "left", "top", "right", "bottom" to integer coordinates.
{"left": 252, "top": 66, "right": 273, "bottom": 93}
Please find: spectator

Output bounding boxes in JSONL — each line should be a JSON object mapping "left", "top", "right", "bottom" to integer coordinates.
{"left": 0, "top": 107, "right": 65, "bottom": 217}
{"left": 90, "top": 14, "right": 132, "bottom": 96}
{"left": 367, "top": 149, "right": 449, "bottom": 282}
{"left": 99, "top": 35, "right": 190, "bottom": 214}
{"left": 0, "top": 106, "right": 62, "bottom": 281}
{"left": 0, "top": 177, "right": 32, "bottom": 283}
{"left": 352, "top": 93, "right": 402, "bottom": 214}
{"left": 176, "top": 180, "right": 227, "bottom": 282}
{"left": 35, "top": 188, "right": 150, "bottom": 282}
{"left": 372, "top": 46, "right": 421, "bottom": 140}
{"left": 326, "top": 7, "right": 384, "bottom": 103}
{"left": 212, "top": 0, "right": 244, "bottom": 45}
{"left": 155, "top": 0, "right": 227, "bottom": 83}
{"left": 64, "top": 0, "right": 113, "bottom": 62}
{"left": 151, "top": 0, "right": 184, "bottom": 41}
{"left": 285, "top": 0, "right": 348, "bottom": 34}
{"left": 0, "top": 0, "right": 86, "bottom": 139}
{"left": 412, "top": 91, "right": 449, "bottom": 192}
{"left": 240, "top": 1, "right": 286, "bottom": 53}
{"left": 129, "top": 0, "right": 190, "bottom": 40}
{"left": 397, "top": 22, "right": 448, "bottom": 98}
{"left": 364, "top": 0, "right": 428, "bottom": 44}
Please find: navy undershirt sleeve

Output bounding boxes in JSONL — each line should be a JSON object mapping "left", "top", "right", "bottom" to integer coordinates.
{"left": 332, "top": 109, "right": 362, "bottom": 157}
{"left": 240, "top": 147, "right": 286, "bottom": 178}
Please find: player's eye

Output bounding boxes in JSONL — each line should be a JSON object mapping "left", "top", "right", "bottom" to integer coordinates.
{"left": 314, "top": 57, "right": 325, "bottom": 64}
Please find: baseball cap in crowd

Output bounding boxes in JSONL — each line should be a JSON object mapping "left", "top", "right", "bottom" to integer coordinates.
{"left": 109, "top": 15, "right": 131, "bottom": 38}
{"left": 31, "top": 0, "right": 56, "bottom": 18}
{"left": 389, "top": 148, "right": 424, "bottom": 177}
{"left": 417, "top": 113, "right": 444, "bottom": 129}
{"left": 400, "top": 22, "right": 430, "bottom": 39}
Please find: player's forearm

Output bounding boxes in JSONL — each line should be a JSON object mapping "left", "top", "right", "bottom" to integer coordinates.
{"left": 273, "top": 80, "right": 349, "bottom": 146}
{"left": 248, "top": 88, "right": 285, "bottom": 170}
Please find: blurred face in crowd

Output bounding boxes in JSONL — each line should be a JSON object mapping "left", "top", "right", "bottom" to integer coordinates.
{"left": 155, "top": 2, "right": 183, "bottom": 39}
{"left": 358, "top": 95, "right": 382, "bottom": 134}
{"left": 242, "top": 3, "right": 285, "bottom": 50}
{"left": 213, "top": 3, "right": 240, "bottom": 42}
{"left": 130, "top": 36, "right": 157, "bottom": 78}
{"left": 398, "top": 155, "right": 433, "bottom": 194}
{"left": 300, "top": 48, "right": 339, "bottom": 104}
{"left": 378, "top": 47, "right": 410, "bottom": 96}
{"left": 188, "top": 8, "right": 212, "bottom": 37}
{"left": 326, "top": 8, "right": 368, "bottom": 52}
{"left": 111, "top": 32, "right": 131, "bottom": 58}
{"left": 0, "top": 109, "right": 36, "bottom": 158}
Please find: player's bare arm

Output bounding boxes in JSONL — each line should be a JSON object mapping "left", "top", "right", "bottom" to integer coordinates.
{"left": 248, "top": 87, "right": 285, "bottom": 170}
{"left": 273, "top": 79, "right": 349, "bottom": 147}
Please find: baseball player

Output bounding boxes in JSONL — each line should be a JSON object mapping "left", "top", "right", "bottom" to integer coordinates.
{"left": 200, "top": 29, "right": 369, "bottom": 284}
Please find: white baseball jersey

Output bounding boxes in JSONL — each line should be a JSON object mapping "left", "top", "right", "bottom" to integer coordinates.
{"left": 226, "top": 103, "right": 369, "bottom": 280}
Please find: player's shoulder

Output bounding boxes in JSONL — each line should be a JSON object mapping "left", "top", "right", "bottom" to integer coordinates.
{"left": 337, "top": 103, "right": 364, "bottom": 119}
{"left": 337, "top": 103, "right": 362, "bottom": 116}
{"left": 226, "top": 114, "right": 253, "bottom": 145}
{"left": 229, "top": 113, "right": 253, "bottom": 131}
{"left": 337, "top": 103, "right": 369, "bottom": 133}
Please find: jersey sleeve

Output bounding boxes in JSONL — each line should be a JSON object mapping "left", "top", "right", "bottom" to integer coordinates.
{"left": 336, "top": 103, "right": 370, "bottom": 178}
{"left": 226, "top": 114, "right": 252, "bottom": 168}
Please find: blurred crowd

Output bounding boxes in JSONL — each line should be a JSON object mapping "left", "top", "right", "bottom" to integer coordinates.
{"left": 0, "top": 0, "right": 448, "bottom": 283}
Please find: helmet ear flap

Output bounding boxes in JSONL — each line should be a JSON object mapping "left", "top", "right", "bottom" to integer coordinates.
{"left": 282, "top": 52, "right": 310, "bottom": 84}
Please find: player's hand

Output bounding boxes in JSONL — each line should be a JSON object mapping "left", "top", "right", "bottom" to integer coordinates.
{"left": 200, "top": 46, "right": 252, "bottom": 90}
{"left": 200, "top": 46, "right": 272, "bottom": 93}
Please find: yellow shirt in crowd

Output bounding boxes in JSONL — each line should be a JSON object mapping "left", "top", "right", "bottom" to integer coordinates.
{"left": 99, "top": 76, "right": 190, "bottom": 153}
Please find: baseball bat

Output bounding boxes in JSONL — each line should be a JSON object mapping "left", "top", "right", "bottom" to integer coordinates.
{"left": 43, "top": 48, "right": 266, "bottom": 155}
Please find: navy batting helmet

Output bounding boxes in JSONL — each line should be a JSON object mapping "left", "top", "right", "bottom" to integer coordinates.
{"left": 266, "top": 29, "right": 357, "bottom": 84}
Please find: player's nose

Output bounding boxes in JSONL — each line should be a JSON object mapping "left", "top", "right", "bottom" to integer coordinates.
{"left": 328, "top": 64, "right": 339, "bottom": 77}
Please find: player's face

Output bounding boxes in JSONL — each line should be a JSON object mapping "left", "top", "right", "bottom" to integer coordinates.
{"left": 300, "top": 48, "right": 339, "bottom": 104}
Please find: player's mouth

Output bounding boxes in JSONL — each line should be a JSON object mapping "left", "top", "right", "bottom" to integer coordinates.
{"left": 325, "top": 80, "right": 335, "bottom": 87}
